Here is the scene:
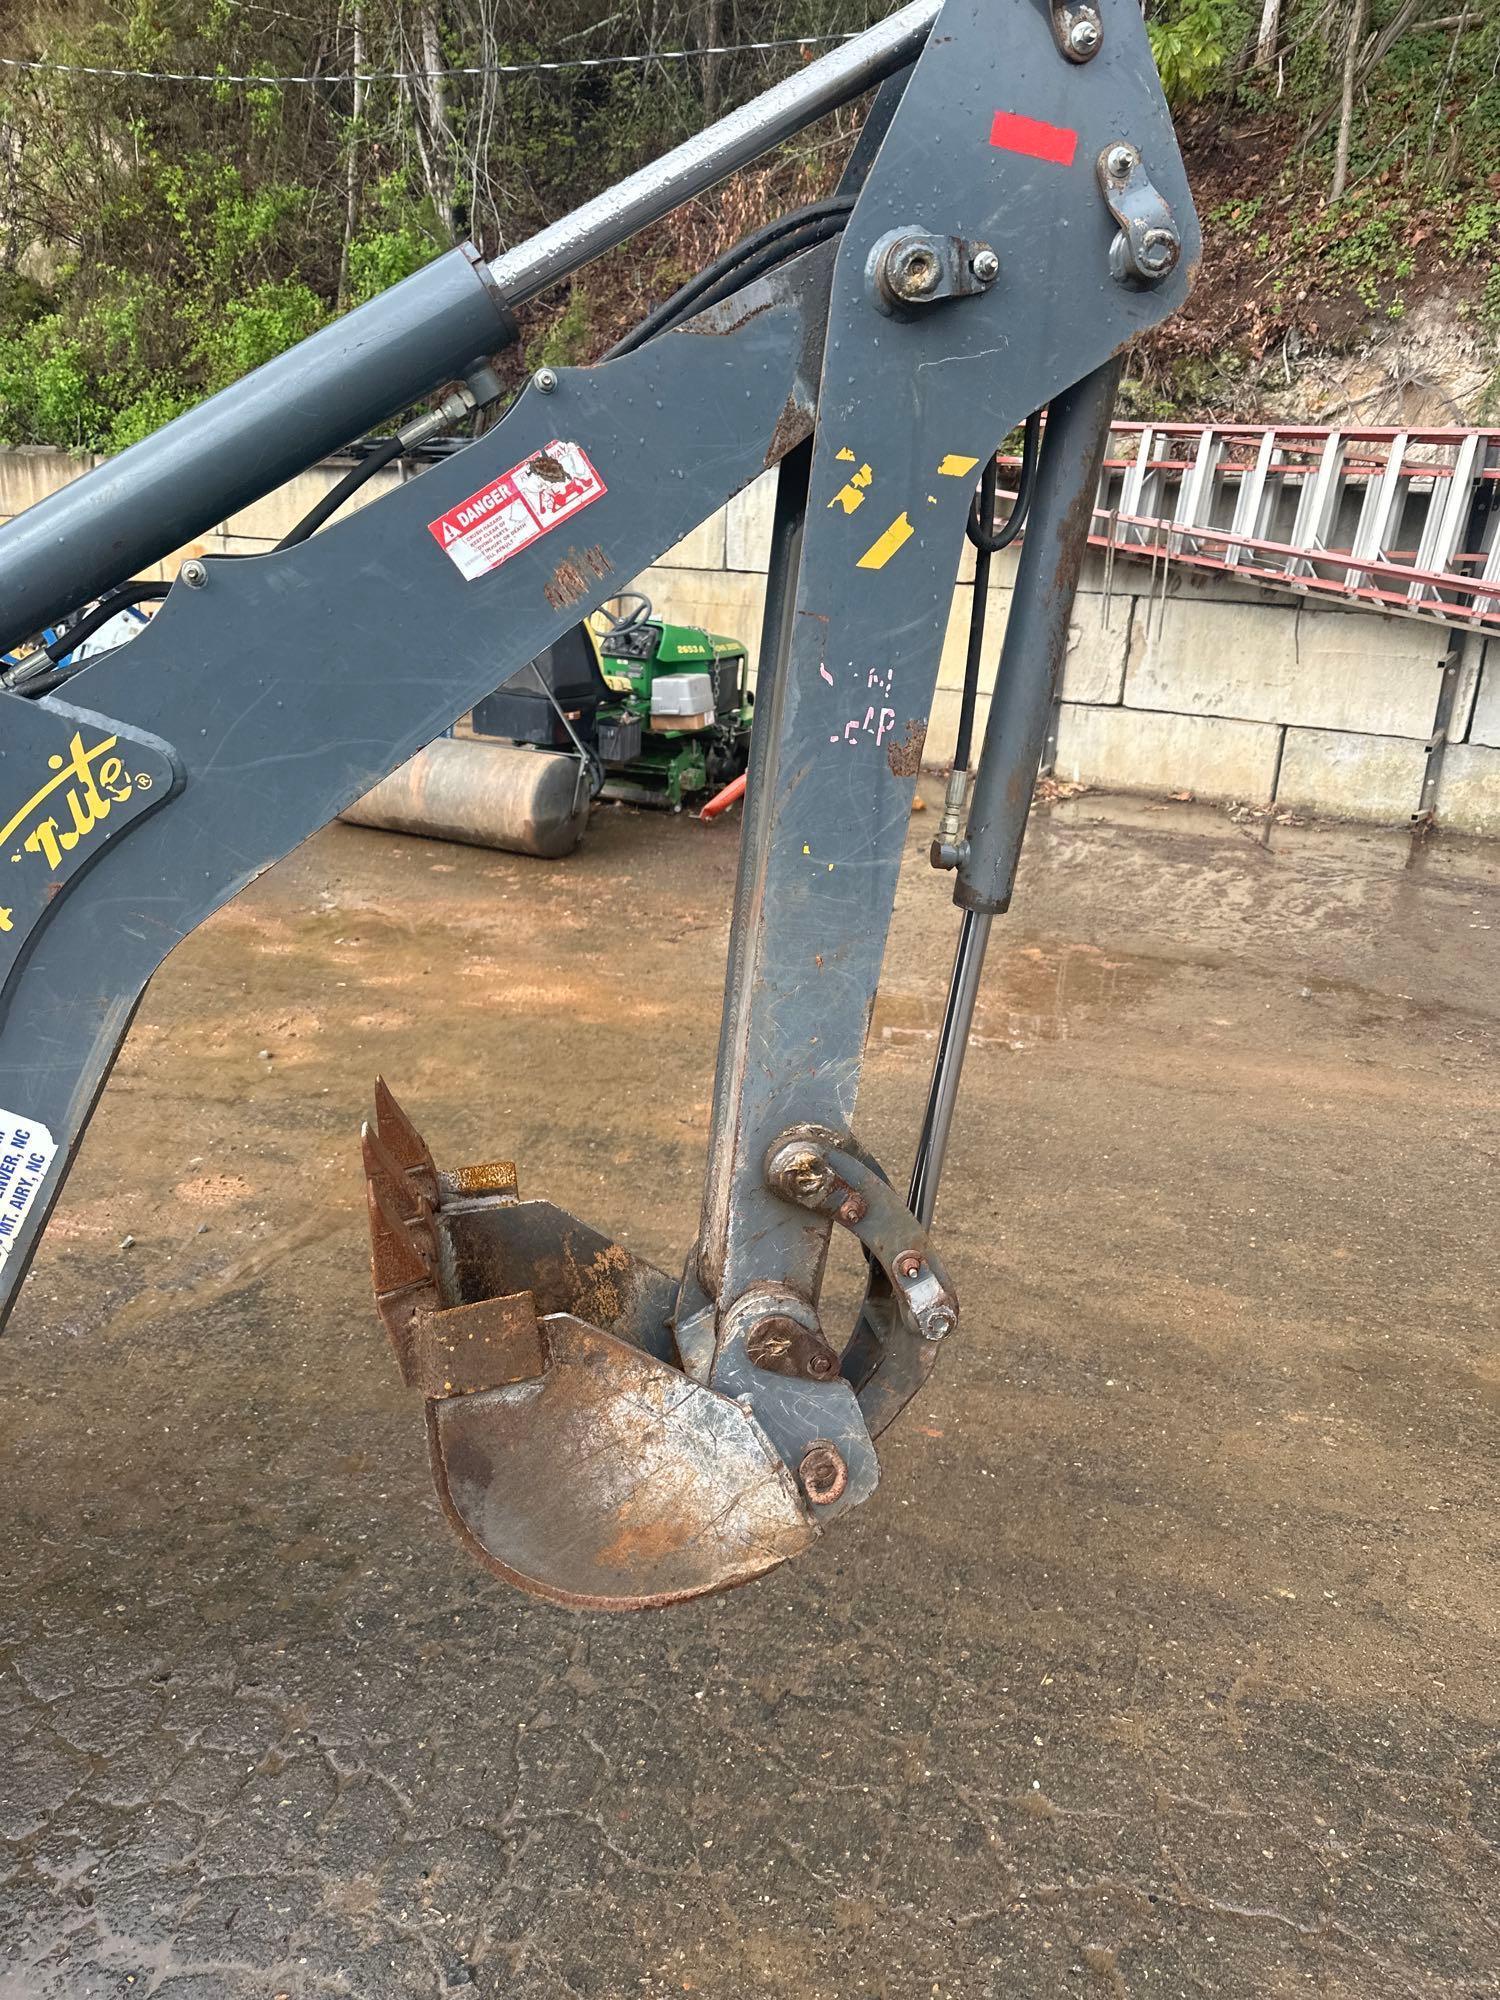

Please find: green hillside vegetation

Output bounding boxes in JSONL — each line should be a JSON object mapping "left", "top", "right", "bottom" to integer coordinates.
{"left": 0, "top": 0, "right": 1496, "bottom": 450}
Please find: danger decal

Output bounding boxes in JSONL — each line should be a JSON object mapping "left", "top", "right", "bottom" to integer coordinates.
{"left": 0, "top": 1109, "right": 55, "bottom": 1273}
{"left": 988, "top": 110, "right": 1078, "bottom": 167}
{"left": 428, "top": 440, "right": 607, "bottom": 581}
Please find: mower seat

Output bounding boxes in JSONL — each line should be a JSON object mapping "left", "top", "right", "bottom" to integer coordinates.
{"left": 471, "top": 624, "right": 611, "bottom": 749}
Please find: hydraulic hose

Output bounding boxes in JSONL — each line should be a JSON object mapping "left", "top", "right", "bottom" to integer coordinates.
{"left": 953, "top": 458, "right": 998, "bottom": 778}
{"left": 275, "top": 435, "right": 406, "bottom": 550}
{"left": 607, "top": 199, "right": 853, "bottom": 358}
{"left": 43, "top": 581, "right": 170, "bottom": 663}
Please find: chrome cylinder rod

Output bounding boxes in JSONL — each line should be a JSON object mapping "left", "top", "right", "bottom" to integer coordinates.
{"left": 907, "top": 907, "right": 993, "bottom": 1230}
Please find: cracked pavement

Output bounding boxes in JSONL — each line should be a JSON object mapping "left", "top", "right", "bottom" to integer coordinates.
{"left": 1, "top": 787, "right": 1496, "bottom": 1997}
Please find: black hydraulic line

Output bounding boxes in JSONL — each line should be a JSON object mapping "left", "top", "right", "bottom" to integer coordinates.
{"left": 9, "top": 663, "right": 86, "bottom": 698}
{"left": 953, "top": 457, "right": 998, "bottom": 777}
{"left": 952, "top": 413, "right": 1043, "bottom": 770}
{"left": 967, "top": 409, "right": 1043, "bottom": 555}
{"left": 275, "top": 434, "right": 406, "bottom": 549}
{"left": 0, "top": 8, "right": 938, "bottom": 652}
{"left": 663, "top": 217, "right": 847, "bottom": 327}
{"left": 948, "top": 408, "right": 1043, "bottom": 776}
{"left": 0, "top": 247, "right": 512, "bottom": 655}
{"left": 42, "top": 581, "right": 171, "bottom": 663}
{"left": 607, "top": 199, "right": 853, "bottom": 357}
{"left": 15, "top": 210, "right": 842, "bottom": 671}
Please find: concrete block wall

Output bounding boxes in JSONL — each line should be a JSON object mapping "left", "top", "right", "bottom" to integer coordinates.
{"left": 4, "top": 445, "right": 1498, "bottom": 835}
{"left": 636, "top": 464, "right": 1500, "bottom": 836}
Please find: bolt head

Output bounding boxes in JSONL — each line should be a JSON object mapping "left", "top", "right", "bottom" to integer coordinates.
{"left": 798, "top": 1442, "right": 848, "bottom": 1506}
{"left": 770, "top": 1143, "right": 834, "bottom": 1204}
{"left": 920, "top": 1304, "right": 958, "bottom": 1343}
{"left": 969, "top": 247, "right": 1000, "bottom": 285}
{"left": 746, "top": 1311, "right": 837, "bottom": 1382}
{"left": 1139, "top": 227, "right": 1180, "bottom": 275}
{"left": 1068, "top": 14, "right": 1100, "bottom": 53}
{"left": 890, "top": 243, "right": 940, "bottom": 299}
{"left": 533, "top": 366, "right": 558, "bottom": 393}
{"left": 1106, "top": 144, "right": 1136, "bottom": 180}
{"left": 180, "top": 559, "right": 207, "bottom": 588}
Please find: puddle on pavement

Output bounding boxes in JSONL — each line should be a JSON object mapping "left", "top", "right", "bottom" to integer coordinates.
{"left": 873, "top": 938, "right": 1171, "bottom": 1053}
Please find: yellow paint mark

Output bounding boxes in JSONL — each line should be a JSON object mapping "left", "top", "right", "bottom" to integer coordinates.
{"left": 856, "top": 512, "right": 914, "bottom": 570}
{"left": 802, "top": 843, "right": 811, "bottom": 855}
{"left": 836, "top": 446, "right": 857, "bottom": 462}
{"left": 0, "top": 908, "right": 11, "bottom": 932}
{"left": 926, "top": 494, "right": 938, "bottom": 505}
{"left": 828, "top": 464, "right": 874, "bottom": 515}
{"left": 937, "top": 453, "right": 980, "bottom": 478}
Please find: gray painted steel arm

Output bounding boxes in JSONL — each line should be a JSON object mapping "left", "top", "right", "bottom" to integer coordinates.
{"left": 0, "top": 253, "right": 833, "bottom": 1326}
{"left": 681, "top": 0, "right": 1197, "bottom": 1505}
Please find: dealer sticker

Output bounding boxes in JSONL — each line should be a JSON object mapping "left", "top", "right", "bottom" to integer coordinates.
{"left": 0, "top": 1108, "right": 55, "bottom": 1272}
{"left": 428, "top": 440, "right": 607, "bottom": 581}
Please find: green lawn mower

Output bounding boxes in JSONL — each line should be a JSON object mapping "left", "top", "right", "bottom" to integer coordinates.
{"left": 581, "top": 593, "right": 752, "bottom": 810}
{"left": 471, "top": 593, "right": 752, "bottom": 814}
{"left": 342, "top": 594, "right": 753, "bottom": 858}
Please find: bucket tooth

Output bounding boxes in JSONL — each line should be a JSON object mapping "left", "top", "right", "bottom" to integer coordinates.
{"left": 361, "top": 1121, "right": 420, "bottom": 1218}
{"left": 374, "top": 1076, "right": 436, "bottom": 1178}
{"left": 367, "top": 1175, "right": 432, "bottom": 1295}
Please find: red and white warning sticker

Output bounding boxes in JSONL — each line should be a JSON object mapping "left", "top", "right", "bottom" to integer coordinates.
{"left": 427, "top": 439, "right": 607, "bottom": 582}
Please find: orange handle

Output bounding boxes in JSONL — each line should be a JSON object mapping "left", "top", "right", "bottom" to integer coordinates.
{"left": 698, "top": 770, "right": 747, "bottom": 821}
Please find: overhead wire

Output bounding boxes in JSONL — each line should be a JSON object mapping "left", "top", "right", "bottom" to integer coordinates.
{"left": 0, "top": 32, "right": 865, "bottom": 88}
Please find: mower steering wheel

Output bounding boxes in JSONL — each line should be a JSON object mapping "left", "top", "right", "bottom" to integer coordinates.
{"left": 590, "top": 593, "right": 654, "bottom": 638}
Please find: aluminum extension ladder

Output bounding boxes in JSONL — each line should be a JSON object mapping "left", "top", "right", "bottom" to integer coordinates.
{"left": 1000, "top": 423, "right": 1500, "bottom": 633}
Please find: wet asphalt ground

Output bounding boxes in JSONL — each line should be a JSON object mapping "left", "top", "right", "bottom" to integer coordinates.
{"left": 0, "top": 783, "right": 1496, "bottom": 1999}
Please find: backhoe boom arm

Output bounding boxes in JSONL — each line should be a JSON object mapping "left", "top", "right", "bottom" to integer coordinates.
{"left": 0, "top": 0, "right": 1196, "bottom": 1607}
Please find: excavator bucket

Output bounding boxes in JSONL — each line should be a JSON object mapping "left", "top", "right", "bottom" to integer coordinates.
{"left": 364, "top": 1083, "right": 816, "bottom": 1608}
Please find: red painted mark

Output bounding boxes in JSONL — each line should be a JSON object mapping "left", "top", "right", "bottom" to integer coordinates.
{"left": 989, "top": 109, "right": 1078, "bottom": 167}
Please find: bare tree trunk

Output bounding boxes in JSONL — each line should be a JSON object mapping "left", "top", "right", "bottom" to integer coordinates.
{"left": 1302, "top": 0, "right": 1434, "bottom": 146}
{"left": 1254, "top": 0, "right": 1280, "bottom": 67}
{"left": 338, "top": 3, "right": 366, "bottom": 307}
{"left": 419, "top": 5, "right": 461, "bottom": 240}
{"left": 700, "top": 0, "right": 723, "bottom": 118}
{"left": 0, "top": 120, "right": 21, "bottom": 270}
{"left": 1331, "top": 0, "right": 1368, "bottom": 199}
{"left": 1425, "top": 14, "right": 1466, "bottom": 157}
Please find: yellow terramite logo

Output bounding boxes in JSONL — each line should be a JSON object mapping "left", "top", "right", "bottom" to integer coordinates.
{"left": 0, "top": 731, "right": 149, "bottom": 931}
